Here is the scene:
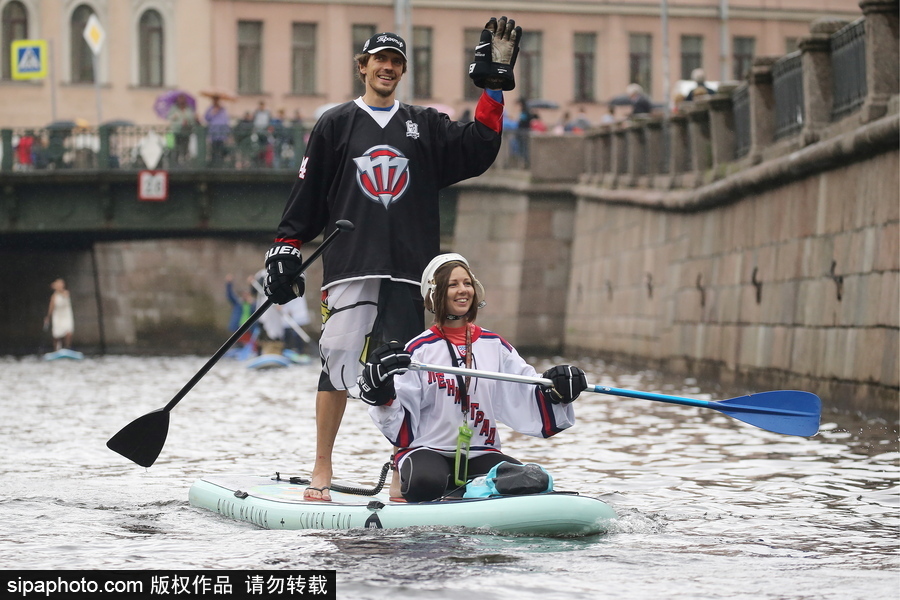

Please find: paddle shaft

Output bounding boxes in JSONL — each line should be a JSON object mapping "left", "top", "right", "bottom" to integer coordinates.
{"left": 409, "top": 361, "right": 813, "bottom": 417}
{"left": 162, "top": 222, "right": 351, "bottom": 413}
{"left": 410, "top": 361, "right": 553, "bottom": 387}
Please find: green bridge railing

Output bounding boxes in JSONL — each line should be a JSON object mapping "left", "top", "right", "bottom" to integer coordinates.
{"left": 1, "top": 123, "right": 307, "bottom": 172}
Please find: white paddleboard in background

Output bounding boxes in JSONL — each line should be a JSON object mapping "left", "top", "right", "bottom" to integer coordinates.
{"left": 43, "top": 349, "right": 85, "bottom": 361}
{"left": 245, "top": 354, "right": 292, "bottom": 369}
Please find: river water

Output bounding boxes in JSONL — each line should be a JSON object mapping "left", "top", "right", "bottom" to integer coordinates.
{"left": 1, "top": 353, "right": 897, "bottom": 599}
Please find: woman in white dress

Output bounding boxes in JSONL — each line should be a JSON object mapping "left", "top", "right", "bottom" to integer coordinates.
{"left": 44, "top": 278, "right": 74, "bottom": 351}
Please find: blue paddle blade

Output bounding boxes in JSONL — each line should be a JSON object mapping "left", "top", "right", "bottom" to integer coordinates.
{"left": 590, "top": 385, "right": 822, "bottom": 437}
{"left": 714, "top": 390, "right": 821, "bottom": 437}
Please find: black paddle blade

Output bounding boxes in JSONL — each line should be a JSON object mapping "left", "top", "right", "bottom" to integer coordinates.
{"left": 716, "top": 390, "right": 821, "bottom": 437}
{"left": 106, "top": 408, "right": 170, "bottom": 468}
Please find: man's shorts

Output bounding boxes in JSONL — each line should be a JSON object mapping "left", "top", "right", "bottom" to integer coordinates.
{"left": 318, "top": 278, "right": 424, "bottom": 394}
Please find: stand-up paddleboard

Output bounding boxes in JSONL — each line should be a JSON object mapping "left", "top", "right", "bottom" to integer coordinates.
{"left": 282, "top": 349, "right": 313, "bottom": 365}
{"left": 43, "top": 349, "right": 85, "bottom": 361}
{"left": 245, "top": 354, "right": 292, "bottom": 369}
{"left": 189, "top": 474, "right": 616, "bottom": 537}
{"left": 245, "top": 350, "right": 313, "bottom": 369}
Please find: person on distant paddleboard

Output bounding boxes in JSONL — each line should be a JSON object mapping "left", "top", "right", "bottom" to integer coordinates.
{"left": 358, "top": 254, "right": 588, "bottom": 502}
{"left": 263, "top": 18, "right": 522, "bottom": 501}
{"left": 44, "top": 278, "right": 74, "bottom": 351}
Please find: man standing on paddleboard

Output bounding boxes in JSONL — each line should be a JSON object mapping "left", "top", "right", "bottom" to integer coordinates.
{"left": 263, "top": 17, "right": 523, "bottom": 500}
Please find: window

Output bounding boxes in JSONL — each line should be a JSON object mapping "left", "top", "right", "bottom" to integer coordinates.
{"left": 70, "top": 4, "right": 95, "bottom": 83}
{"left": 238, "top": 20, "right": 262, "bottom": 94}
{"left": 412, "top": 26, "right": 432, "bottom": 99}
{"left": 629, "top": 33, "right": 652, "bottom": 93}
{"left": 462, "top": 28, "right": 481, "bottom": 101}
{"left": 519, "top": 30, "right": 542, "bottom": 100}
{"left": 351, "top": 24, "right": 375, "bottom": 96}
{"left": 292, "top": 22, "right": 316, "bottom": 95}
{"left": 680, "top": 35, "right": 703, "bottom": 80}
{"left": 733, "top": 36, "right": 756, "bottom": 80}
{"left": 785, "top": 37, "right": 800, "bottom": 53}
{"left": 139, "top": 10, "right": 164, "bottom": 87}
{"left": 1, "top": 0, "right": 28, "bottom": 81}
{"left": 573, "top": 32, "right": 596, "bottom": 102}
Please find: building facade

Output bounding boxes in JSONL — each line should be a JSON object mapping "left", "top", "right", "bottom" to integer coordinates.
{"left": 0, "top": 0, "right": 862, "bottom": 129}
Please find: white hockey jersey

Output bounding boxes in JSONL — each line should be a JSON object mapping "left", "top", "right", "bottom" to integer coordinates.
{"left": 368, "top": 325, "right": 576, "bottom": 461}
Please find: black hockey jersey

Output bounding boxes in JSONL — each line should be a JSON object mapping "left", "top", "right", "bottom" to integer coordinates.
{"left": 274, "top": 92, "right": 503, "bottom": 288}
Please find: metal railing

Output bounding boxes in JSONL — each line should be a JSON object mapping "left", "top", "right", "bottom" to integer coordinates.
{"left": 732, "top": 83, "right": 751, "bottom": 159}
{"left": 831, "top": 18, "right": 867, "bottom": 121}
{"left": 1, "top": 123, "right": 307, "bottom": 172}
{"left": 773, "top": 51, "right": 804, "bottom": 140}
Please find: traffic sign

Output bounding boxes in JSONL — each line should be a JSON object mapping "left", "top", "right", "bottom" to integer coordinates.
{"left": 83, "top": 14, "right": 105, "bottom": 56}
{"left": 10, "top": 39, "right": 47, "bottom": 80}
{"left": 139, "top": 170, "right": 169, "bottom": 202}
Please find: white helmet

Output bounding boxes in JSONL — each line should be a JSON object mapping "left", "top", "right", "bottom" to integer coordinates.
{"left": 420, "top": 253, "right": 486, "bottom": 312}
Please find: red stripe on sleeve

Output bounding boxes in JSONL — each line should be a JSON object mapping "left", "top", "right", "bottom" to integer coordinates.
{"left": 273, "top": 238, "right": 302, "bottom": 249}
{"left": 395, "top": 408, "right": 415, "bottom": 448}
{"left": 534, "top": 388, "right": 563, "bottom": 438}
{"left": 474, "top": 91, "right": 504, "bottom": 134}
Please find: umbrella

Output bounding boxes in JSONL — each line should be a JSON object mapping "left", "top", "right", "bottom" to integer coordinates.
{"left": 200, "top": 89, "right": 237, "bottom": 102}
{"left": 527, "top": 99, "right": 559, "bottom": 110}
{"left": 46, "top": 120, "right": 77, "bottom": 130}
{"left": 425, "top": 103, "right": 456, "bottom": 119}
{"left": 102, "top": 119, "right": 135, "bottom": 128}
{"left": 609, "top": 94, "right": 634, "bottom": 107}
{"left": 153, "top": 90, "right": 196, "bottom": 119}
{"left": 313, "top": 102, "right": 342, "bottom": 120}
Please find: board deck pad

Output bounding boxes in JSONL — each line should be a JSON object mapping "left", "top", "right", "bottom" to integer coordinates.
{"left": 189, "top": 474, "right": 616, "bottom": 536}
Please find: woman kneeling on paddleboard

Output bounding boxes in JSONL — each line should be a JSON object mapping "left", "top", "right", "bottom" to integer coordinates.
{"left": 358, "top": 254, "right": 587, "bottom": 502}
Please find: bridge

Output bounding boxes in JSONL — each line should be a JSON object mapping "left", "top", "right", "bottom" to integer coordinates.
{"left": 0, "top": 166, "right": 296, "bottom": 248}
{"left": 0, "top": 124, "right": 302, "bottom": 248}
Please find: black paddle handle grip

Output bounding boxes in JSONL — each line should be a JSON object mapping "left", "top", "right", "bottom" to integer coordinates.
{"left": 162, "top": 221, "right": 353, "bottom": 412}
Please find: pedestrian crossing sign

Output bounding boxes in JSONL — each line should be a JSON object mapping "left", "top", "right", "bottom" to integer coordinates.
{"left": 11, "top": 39, "right": 48, "bottom": 80}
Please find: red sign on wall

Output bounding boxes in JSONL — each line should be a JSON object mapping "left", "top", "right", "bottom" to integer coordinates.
{"left": 138, "top": 170, "right": 168, "bottom": 201}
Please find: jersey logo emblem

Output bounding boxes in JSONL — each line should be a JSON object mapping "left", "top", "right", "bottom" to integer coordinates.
{"left": 405, "top": 120, "right": 420, "bottom": 139}
{"left": 353, "top": 144, "right": 410, "bottom": 208}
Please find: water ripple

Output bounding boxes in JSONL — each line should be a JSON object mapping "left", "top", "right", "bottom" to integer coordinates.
{"left": 0, "top": 354, "right": 897, "bottom": 598}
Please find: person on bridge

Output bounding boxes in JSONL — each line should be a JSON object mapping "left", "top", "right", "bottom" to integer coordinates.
{"left": 168, "top": 93, "right": 198, "bottom": 166}
{"left": 44, "top": 278, "right": 74, "bottom": 351}
{"left": 262, "top": 17, "right": 522, "bottom": 501}
{"left": 357, "top": 254, "right": 588, "bottom": 502}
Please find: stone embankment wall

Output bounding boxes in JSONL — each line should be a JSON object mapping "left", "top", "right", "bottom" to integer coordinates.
{"left": 455, "top": 2, "right": 899, "bottom": 415}
{"left": 565, "top": 143, "right": 898, "bottom": 415}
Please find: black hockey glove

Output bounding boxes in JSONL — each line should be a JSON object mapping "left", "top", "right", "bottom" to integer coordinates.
{"left": 358, "top": 342, "right": 412, "bottom": 406}
{"left": 264, "top": 242, "right": 305, "bottom": 305}
{"left": 468, "top": 16, "right": 522, "bottom": 91}
{"left": 541, "top": 365, "right": 588, "bottom": 404}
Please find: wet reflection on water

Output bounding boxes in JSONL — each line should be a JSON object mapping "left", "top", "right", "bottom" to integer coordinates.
{"left": 0, "top": 354, "right": 897, "bottom": 599}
